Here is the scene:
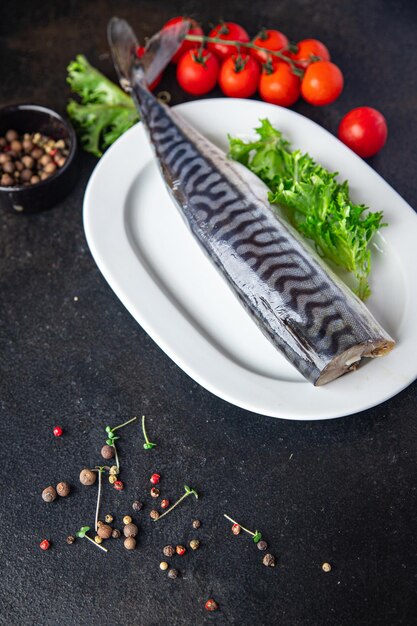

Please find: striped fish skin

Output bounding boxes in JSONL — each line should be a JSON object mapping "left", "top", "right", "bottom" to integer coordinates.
{"left": 108, "top": 19, "right": 394, "bottom": 385}
{"left": 133, "top": 84, "right": 394, "bottom": 385}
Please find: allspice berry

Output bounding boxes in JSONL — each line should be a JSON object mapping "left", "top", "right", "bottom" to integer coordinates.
{"left": 124, "top": 537, "right": 136, "bottom": 550}
{"left": 42, "top": 486, "right": 57, "bottom": 502}
{"left": 189, "top": 539, "right": 200, "bottom": 550}
{"left": 56, "top": 481, "right": 70, "bottom": 497}
{"left": 97, "top": 524, "right": 112, "bottom": 539}
{"left": 163, "top": 545, "right": 175, "bottom": 558}
{"left": 262, "top": 553, "right": 275, "bottom": 567}
{"left": 101, "top": 444, "right": 114, "bottom": 460}
{"left": 123, "top": 523, "right": 138, "bottom": 538}
{"left": 79, "top": 468, "right": 96, "bottom": 486}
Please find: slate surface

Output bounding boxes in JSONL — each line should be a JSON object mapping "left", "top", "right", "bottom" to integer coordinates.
{"left": 1, "top": 1, "right": 417, "bottom": 625}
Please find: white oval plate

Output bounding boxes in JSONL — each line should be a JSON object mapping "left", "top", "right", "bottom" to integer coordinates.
{"left": 83, "top": 98, "right": 417, "bottom": 420}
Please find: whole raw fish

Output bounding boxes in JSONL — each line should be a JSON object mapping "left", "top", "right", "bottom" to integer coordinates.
{"left": 108, "top": 18, "right": 394, "bottom": 385}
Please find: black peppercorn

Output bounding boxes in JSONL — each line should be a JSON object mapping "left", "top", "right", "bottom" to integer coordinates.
{"left": 257, "top": 540, "right": 268, "bottom": 551}
{"left": 167, "top": 568, "right": 178, "bottom": 579}
{"left": 163, "top": 545, "right": 175, "bottom": 558}
{"left": 192, "top": 519, "right": 201, "bottom": 529}
{"left": 132, "top": 500, "right": 143, "bottom": 511}
{"left": 112, "top": 529, "right": 121, "bottom": 539}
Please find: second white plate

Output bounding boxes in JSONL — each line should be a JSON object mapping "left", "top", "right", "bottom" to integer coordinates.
{"left": 83, "top": 98, "right": 417, "bottom": 419}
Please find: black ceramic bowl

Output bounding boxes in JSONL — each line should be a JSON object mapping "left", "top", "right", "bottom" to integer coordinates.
{"left": 0, "top": 104, "right": 78, "bottom": 214}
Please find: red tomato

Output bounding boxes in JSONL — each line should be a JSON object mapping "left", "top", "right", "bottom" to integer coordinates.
{"left": 251, "top": 28, "right": 289, "bottom": 64}
{"left": 291, "top": 39, "right": 330, "bottom": 68}
{"left": 176, "top": 49, "right": 219, "bottom": 95}
{"left": 136, "top": 46, "right": 162, "bottom": 91}
{"left": 207, "top": 22, "right": 250, "bottom": 61}
{"left": 218, "top": 54, "right": 260, "bottom": 98}
{"left": 301, "top": 61, "right": 343, "bottom": 105}
{"left": 338, "top": 107, "right": 388, "bottom": 158}
{"left": 259, "top": 62, "right": 300, "bottom": 107}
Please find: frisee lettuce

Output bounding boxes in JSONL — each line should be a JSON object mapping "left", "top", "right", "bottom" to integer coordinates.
{"left": 228, "top": 119, "right": 386, "bottom": 300}
{"left": 66, "top": 55, "right": 139, "bottom": 157}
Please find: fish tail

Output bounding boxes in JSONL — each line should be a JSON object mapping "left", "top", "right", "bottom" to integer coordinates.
{"left": 107, "top": 17, "right": 190, "bottom": 91}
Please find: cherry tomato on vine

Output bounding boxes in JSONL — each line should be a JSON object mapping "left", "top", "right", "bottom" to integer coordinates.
{"left": 136, "top": 47, "right": 162, "bottom": 91}
{"left": 207, "top": 22, "right": 250, "bottom": 61}
{"left": 301, "top": 60, "right": 343, "bottom": 105}
{"left": 218, "top": 53, "right": 260, "bottom": 98}
{"left": 250, "top": 28, "right": 289, "bottom": 64}
{"left": 338, "top": 107, "right": 388, "bottom": 158}
{"left": 176, "top": 49, "right": 219, "bottom": 95}
{"left": 259, "top": 62, "right": 300, "bottom": 107}
{"left": 291, "top": 39, "right": 330, "bottom": 68}
{"left": 162, "top": 16, "right": 204, "bottom": 63}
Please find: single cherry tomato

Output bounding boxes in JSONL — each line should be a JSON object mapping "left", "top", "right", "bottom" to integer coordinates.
{"left": 301, "top": 60, "right": 343, "bottom": 106}
{"left": 162, "top": 16, "right": 204, "bottom": 63}
{"left": 291, "top": 39, "right": 330, "bottom": 68}
{"left": 218, "top": 53, "right": 260, "bottom": 98}
{"left": 176, "top": 49, "right": 219, "bottom": 95}
{"left": 207, "top": 22, "right": 250, "bottom": 61}
{"left": 259, "top": 62, "right": 300, "bottom": 107}
{"left": 250, "top": 28, "right": 289, "bottom": 64}
{"left": 338, "top": 107, "right": 388, "bottom": 158}
{"left": 136, "top": 46, "right": 162, "bottom": 91}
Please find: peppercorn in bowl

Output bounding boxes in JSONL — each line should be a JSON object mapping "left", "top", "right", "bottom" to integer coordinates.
{"left": 0, "top": 103, "right": 78, "bottom": 213}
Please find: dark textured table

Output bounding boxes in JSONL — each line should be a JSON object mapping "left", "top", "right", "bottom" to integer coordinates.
{"left": 1, "top": 1, "right": 417, "bottom": 625}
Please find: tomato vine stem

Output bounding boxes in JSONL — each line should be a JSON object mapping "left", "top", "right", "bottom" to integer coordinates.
{"left": 184, "top": 34, "right": 303, "bottom": 76}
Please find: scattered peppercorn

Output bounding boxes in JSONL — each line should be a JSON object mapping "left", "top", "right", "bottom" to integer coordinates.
{"left": 94, "top": 535, "right": 103, "bottom": 544}
{"left": 262, "top": 553, "right": 275, "bottom": 567}
{"left": 192, "top": 520, "right": 201, "bottom": 529}
{"left": 167, "top": 568, "right": 178, "bottom": 579}
{"left": 123, "top": 515, "right": 132, "bottom": 525}
{"left": 257, "top": 540, "right": 268, "bottom": 551}
{"left": 232, "top": 523, "right": 241, "bottom": 535}
{"left": 159, "top": 561, "right": 169, "bottom": 571}
{"left": 53, "top": 426, "right": 63, "bottom": 437}
{"left": 205, "top": 599, "right": 218, "bottom": 612}
{"left": 124, "top": 537, "right": 136, "bottom": 550}
{"left": 101, "top": 444, "right": 115, "bottom": 460}
{"left": 132, "top": 500, "right": 143, "bottom": 511}
{"left": 150, "top": 509, "right": 160, "bottom": 520}
{"left": 66, "top": 535, "right": 75, "bottom": 545}
{"left": 112, "top": 529, "right": 121, "bottom": 539}
{"left": 150, "top": 473, "right": 161, "bottom": 485}
{"left": 150, "top": 487, "right": 160, "bottom": 498}
{"left": 109, "top": 465, "right": 119, "bottom": 476}
{"left": 123, "top": 523, "right": 138, "bottom": 538}
{"left": 163, "top": 545, "right": 175, "bottom": 558}
{"left": 176, "top": 545, "right": 186, "bottom": 556}
{"left": 97, "top": 524, "right": 112, "bottom": 539}
{"left": 160, "top": 499, "right": 170, "bottom": 509}
{"left": 56, "top": 481, "right": 70, "bottom": 497}
{"left": 113, "top": 480, "right": 124, "bottom": 491}
{"left": 189, "top": 539, "right": 200, "bottom": 550}
{"left": 79, "top": 468, "right": 97, "bottom": 486}
{"left": 39, "top": 539, "right": 50, "bottom": 551}
{"left": 322, "top": 562, "right": 332, "bottom": 572}
{"left": 105, "top": 514, "right": 114, "bottom": 523}
{"left": 109, "top": 475, "right": 117, "bottom": 485}
{"left": 42, "top": 485, "right": 57, "bottom": 503}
